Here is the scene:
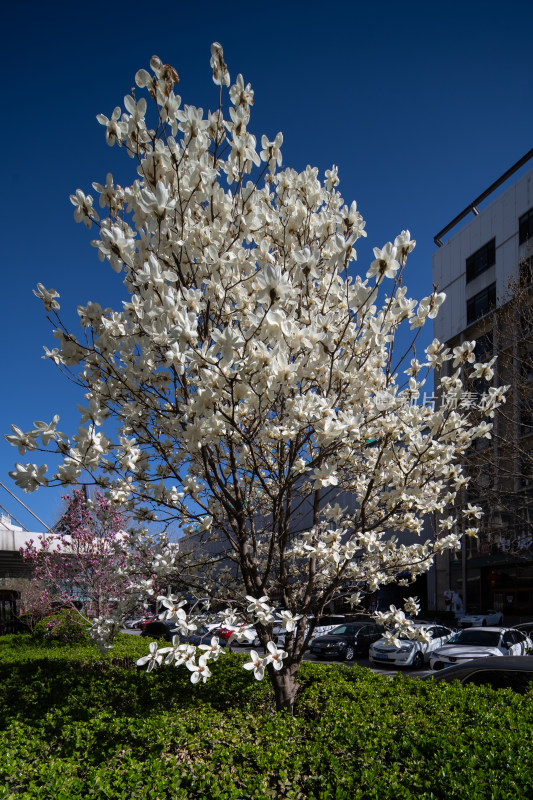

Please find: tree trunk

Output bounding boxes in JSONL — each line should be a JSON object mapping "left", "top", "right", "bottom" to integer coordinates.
{"left": 268, "top": 662, "right": 300, "bottom": 714}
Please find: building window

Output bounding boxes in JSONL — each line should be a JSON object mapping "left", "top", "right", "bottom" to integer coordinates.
{"left": 519, "top": 256, "right": 533, "bottom": 286}
{"left": 466, "top": 239, "right": 495, "bottom": 283}
{"left": 520, "top": 456, "right": 533, "bottom": 488}
{"left": 474, "top": 331, "right": 493, "bottom": 362}
{"left": 519, "top": 208, "right": 533, "bottom": 246}
{"left": 520, "top": 396, "right": 533, "bottom": 437}
{"left": 467, "top": 283, "right": 496, "bottom": 325}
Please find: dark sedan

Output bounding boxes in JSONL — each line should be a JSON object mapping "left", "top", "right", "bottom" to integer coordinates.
{"left": 310, "top": 622, "right": 382, "bottom": 661}
{"left": 140, "top": 621, "right": 216, "bottom": 646}
{"left": 140, "top": 619, "right": 179, "bottom": 641}
{"left": 424, "top": 656, "right": 533, "bottom": 693}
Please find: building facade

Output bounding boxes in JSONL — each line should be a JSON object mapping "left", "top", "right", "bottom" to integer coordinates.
{"left": 432, "top": 159, "right": 533, "bottom": 617}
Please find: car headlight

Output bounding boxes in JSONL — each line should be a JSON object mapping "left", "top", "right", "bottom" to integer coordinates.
{"left": 397, "top": 645, "right": 413, "bottom": 653}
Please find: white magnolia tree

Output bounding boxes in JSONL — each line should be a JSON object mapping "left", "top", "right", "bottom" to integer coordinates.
{"left": 6, "top": 44, "right": 507, "bottom": 711}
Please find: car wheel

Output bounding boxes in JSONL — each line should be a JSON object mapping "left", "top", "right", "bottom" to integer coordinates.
{"left": 412, "top": 652, "right": 424, "bottom": 669}
{"left": 482, "top": 619, "right": 487, "bottom": 627}
{"left": 344, "top": 645, "right": 355, "bottom": 661}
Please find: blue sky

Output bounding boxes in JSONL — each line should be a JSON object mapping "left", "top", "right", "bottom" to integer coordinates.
{"left": 1, "top": 0, "right": 532, "bottom": 531}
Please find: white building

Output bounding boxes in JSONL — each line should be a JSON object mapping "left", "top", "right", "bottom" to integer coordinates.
{"left": 0, "top": 514, "right": 44, "bottom": 579}
{"left": 432, "top": 154, "right": 533, "bottom": 617}
{"left": 434, "top": 159, "right": 533, "bottom": 343}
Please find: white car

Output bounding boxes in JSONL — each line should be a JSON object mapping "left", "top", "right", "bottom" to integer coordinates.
{"left": 430, "top": 627, "right": 532, "bottom": 670}
{"left": 457, "top": 609, "right": 503, "bottom": 628}
{"left": 369, "top": 624, "right": 454, "bottom": 668}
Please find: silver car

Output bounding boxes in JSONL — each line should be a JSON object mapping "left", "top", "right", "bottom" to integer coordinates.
{"left": 430, "top": 627, "right": 532, "bottom": 670}
{"left": 369, "top": 624, "right": 454, "bottom": 669}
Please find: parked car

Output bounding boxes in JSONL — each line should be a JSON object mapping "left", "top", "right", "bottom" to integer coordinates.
{"left": 457, "top": 609, "right": 504, "bottom": 628}
{"left": 514, "top": 621, "right": 533, "bottom": 639}
{"left": 424, "top": 656, "right": 533, "bottom": 693}
{"left": 217, "top": 615, "right": 349, "bottom": 649}
{"left": 184, "top": 625, "right": 220, "bottom": 647}
{"left": 309, "top": 615, "right": 348, "bottom": 639}
{"left": 369, "top": 624, "right": 454, "bottom": 668}
{"left": 310, "top": 622, "right": 382, "bottom": 661}
{"left": 140, "top": 620, "right": 179, "bottom": 641}
{"left": 430, "top": 627, "right": 532, "bottom": 670}
{"left": 124, "top": 616, "right": 153, "bottom": 630}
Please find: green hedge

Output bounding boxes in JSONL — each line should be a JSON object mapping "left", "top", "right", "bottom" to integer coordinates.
{"left": 1, "top": 635, "right": 532, "bottom": 799}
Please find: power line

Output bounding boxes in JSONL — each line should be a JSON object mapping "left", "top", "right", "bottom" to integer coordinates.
{"left": 0, "top": 482, "right": 54, "bottom": 533}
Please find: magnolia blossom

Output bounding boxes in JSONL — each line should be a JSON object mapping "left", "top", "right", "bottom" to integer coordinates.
{"left": 186, "top": 654, "right": 212, "bottom": 684}
{"left": 6, "top": 43, "right": 507, "bottom": 711}
{"left": 243, "top": 650, "right": 268, "bottom": 680}
{"left": 367, "top": 243, "right": 400, "bottom": 281}
{"left": 158, "top": 595, "right": 187, "bottom": 621}
{"left": 278, "top": 610, "right": 303, "bottom": 632}
{"left": 199, "top": 636, "right": 223, "bottom": 661}
{"left": 136, "top": 641, "right": 163, "bottom": 672}
{"left": 264, "top": 641, "right": 288, "bottom": 671}
{"left": 157, "top": 635, "right": 182, "bottom": 665}
{"left": 33, "top": 284, "right": 60, "bottom": 312}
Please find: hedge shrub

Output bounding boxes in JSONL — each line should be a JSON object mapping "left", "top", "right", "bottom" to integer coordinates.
{"left": 1, "top": 636, "right": 532, "bottom": 799}
{"left": 32, "top": 610, "right": 89, "bottom": 645}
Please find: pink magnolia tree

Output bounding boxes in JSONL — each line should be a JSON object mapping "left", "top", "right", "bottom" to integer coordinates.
{"left": 21, "top": 490, "right": 163, "bottom": 621}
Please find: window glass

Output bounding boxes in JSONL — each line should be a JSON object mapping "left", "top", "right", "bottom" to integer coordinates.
{"left": 519, "top": 208, "right": 533, "bottom": 246}
{"left": 329, "top": 625, "right": 348, "bottom": 635}
{"left": 448, "top": 630, "right": 501, "bottom": 647}
{"left": 474, "top": 332, "right": 493, "bottom": 362}
{"left": 463, "top": 670, "right": 533, "bottom": 693}
{"left": 466, "top": 239, "right": 496, "bottom": 283}
{"left": 467, "top": 283, "right": 496, "bottom": 325}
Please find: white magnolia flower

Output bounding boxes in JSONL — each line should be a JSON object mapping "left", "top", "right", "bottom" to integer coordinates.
{"left": 463, "top": 503, "right": 483, "bottom": 519}
{"left": 199, "top": 636, "right": 223, "bottom": 660}
{"left": 4, "top": 426, "right": 38, "bottom": 456}
{"left": 158, "top": 594, "right": 187, "bottom": 622}
{"left": 9, "top": 463, "right": 48, "bottom": 492}
{"left": 158, "top": 635, "right": 182, "bottom": 665}
{"left": 33, "top": 284, "right": 60, "bottom": 312}
{"left": 136, "top": 641, "right": 163, "bottom": 672}
{"left": 245, "top": 595, "right": 271, "bottom": 615}
{"left": 227, "top": 623, "right": 256, "bottom": 645}
{"left": 367, "top": 243, "right": 400, "bottom": 282}
{"left": 243, "top": 650, "right": 267, "bottom": 680}
{"left": 278, "top": 611, "right": 303, "bottom": 633}
{"left": 312, "top": 465, "right": 339, "bottom": 490}
{"left": 186, "top": 654, "right": 212, "bottom": 684}
{"left": 394, "top": 230, "right": 416, "bottom": 259}
{"left": 70, "top": 189, "right": 99, "bottom": 228}
{"left": 264, "top": 641, "right": 287, "bottom": 671}
{"left": 256, "top": 264, "right": 292, "bottom": 304}
{"left": 452, "top": 341, "right": 476, "bottom": 368}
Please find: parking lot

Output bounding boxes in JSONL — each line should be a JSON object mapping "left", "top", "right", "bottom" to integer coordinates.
{"left": 125, "top": 628, "right": 434, "bottom": 677}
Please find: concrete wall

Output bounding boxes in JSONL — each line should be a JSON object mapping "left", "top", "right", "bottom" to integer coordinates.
{"left": 433, "top": 167, "right": 533, "bottom": 342}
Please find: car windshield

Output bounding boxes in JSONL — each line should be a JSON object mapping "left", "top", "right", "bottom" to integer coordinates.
{"left": 399, "top": 628, "right": 430, "bottom": 640}
{"left": 448, "top": 630, "right": 501, "bottom": 647}
{"left": 329, "top": 625, "right": 348, "bottom": 635}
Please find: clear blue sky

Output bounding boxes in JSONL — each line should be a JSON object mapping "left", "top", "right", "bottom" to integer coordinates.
{"left": 1, "top": 0, "right": 532, "bottom": 531}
